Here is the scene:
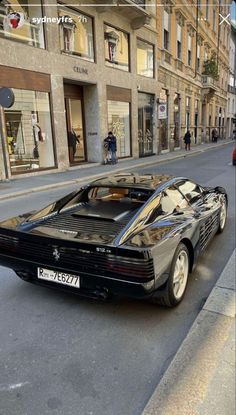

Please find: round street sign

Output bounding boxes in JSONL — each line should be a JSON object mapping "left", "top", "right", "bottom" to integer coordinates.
{"left": 0, "top": 87, "right": 15, "bottom": 108}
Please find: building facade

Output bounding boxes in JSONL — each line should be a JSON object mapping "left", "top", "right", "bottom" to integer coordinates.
{"left": 227, "top": 21, "right": 236, "bottom": 138}
{"left": 0, "top": 0, "right": 231, "bottom": 180}
{"left": 155, "top": 0, "right": 231, "bottom": 151}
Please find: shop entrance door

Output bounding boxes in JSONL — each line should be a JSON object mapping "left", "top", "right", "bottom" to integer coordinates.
{"left": 138, "top": 93, "right": 154, "bottom": 157}
{"left": 64, "top": 84, "right": 86, "bottom": 165}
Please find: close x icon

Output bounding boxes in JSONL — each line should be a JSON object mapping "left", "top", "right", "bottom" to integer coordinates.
{"left": 219, "top": 13, "right": 231, "bottom": 26}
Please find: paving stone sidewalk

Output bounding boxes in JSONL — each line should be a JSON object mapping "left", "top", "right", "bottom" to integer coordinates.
{"left": 142, "top": 250, "right": 236, "bottom": 415}
{"left": 0, "top": 140, "right": 234, "bottom": 201}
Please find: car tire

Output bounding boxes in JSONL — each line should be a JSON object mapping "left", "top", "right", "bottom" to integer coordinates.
{"left": 157, "top": 243, "right": 190, "bottom": 307}
{"left": 217, "top": 196, "right": 227, "bottom": 234}
{"left": 233, "top": 159, "right": 236, "bottom": 166}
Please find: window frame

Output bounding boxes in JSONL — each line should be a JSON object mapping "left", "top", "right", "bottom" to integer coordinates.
{"left": 137, "top": 37, "right": 155, "bottom": 78}
{"left": 187, "top": 35, "right": 192, "bottom": 67}
{"left": 176, "top": 23, "right": 182, "bottom": 60}
{"left": 145, "top": 185, "right": 192, "bottom": 224}
{"left": 104, "top": 22, "right": 130, "bottom": 72}
{"left": 58, "top": 3, "right": 95, "bottom": 62}
{"left": 163, "top": 10, "right": 170, "bottom": 51}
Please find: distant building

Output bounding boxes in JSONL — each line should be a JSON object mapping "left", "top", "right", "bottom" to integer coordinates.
{"left": 155, "top": 0, "right": 231, "bottom": 151}
{"left": 226, "top": 21, "right": 236, "bottom": 138}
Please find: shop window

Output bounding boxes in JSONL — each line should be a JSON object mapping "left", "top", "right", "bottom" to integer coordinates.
{"left": 104, "top": 25, "right": 129, "bottom": 72}
{"left": 137, "top": 39, "right": 154, "bottom": 78}
{"left": 5, "top": 89, "right": 55, "bottom": 174}
{"left": 107, "top": 100, "right": 131, "bottom": 157}
{"left": 58, "top": 6, "right": 94, "bottom": 62}
{"left": 0, "top": 0, "right": 44, "bottom": 48}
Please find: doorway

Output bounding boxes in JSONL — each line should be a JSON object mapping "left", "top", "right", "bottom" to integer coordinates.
{"left": 64, "top": 84, "right": 86, "bottom": 164}
{"left": 138, "top": 93, "right": 154, "bottom": 157}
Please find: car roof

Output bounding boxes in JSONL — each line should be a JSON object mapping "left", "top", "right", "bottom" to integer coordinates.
{"left": 90, "top": 173, "right": 174, "bottom": 190}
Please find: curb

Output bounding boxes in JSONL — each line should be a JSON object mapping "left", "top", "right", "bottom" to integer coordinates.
{"left": 0, "top": 141, "right": 232, "bottom": 202}
{"left": 141, "top": 250, "right": 235, "bottom": 415}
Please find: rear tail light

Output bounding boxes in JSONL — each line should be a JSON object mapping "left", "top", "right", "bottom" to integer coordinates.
{"left": 106, "top": 257, "right": 154, "bottom": 279}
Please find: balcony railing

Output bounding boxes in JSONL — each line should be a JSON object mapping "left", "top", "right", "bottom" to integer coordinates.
{"left": 202, "top": 76, "right": 218, "bottom": 89}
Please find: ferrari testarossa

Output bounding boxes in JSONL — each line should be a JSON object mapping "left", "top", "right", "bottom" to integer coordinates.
{"left": 0, "top": 174, "right": 228, "bottom": 307}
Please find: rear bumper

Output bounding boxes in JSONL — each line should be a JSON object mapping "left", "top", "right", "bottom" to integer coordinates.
{"left": 0, "top": 254, "right": 158, "bottom": 299}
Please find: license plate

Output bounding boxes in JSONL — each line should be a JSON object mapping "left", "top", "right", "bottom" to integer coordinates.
{"left": 37, "top": 268, "right": 80, "bottom": 288}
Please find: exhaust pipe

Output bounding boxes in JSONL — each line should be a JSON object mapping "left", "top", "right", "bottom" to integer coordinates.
{"left": 93, "top": 288, "right": 110, "bottom": 301}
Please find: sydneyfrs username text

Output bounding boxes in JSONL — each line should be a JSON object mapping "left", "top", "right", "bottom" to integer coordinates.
{"left": 32, "top": 15, "right": 87, "bottom": 24}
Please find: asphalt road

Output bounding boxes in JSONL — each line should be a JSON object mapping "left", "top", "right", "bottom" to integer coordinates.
{"left": 0, "top": 145, "right": 235, "bottom": 415}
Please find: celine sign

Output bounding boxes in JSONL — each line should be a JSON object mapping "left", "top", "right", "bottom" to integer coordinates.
{"left": 73, "top": 66, "right": 88, "bottom": 75}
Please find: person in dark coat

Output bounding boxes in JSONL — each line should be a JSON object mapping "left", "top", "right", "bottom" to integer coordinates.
{"left": 212, "top": 128, "right": 218, "bottom": 143}
{"left": 104, "top": 131, "right": 117, "bottom": 164}
{"left": 103, "top": 135, "right": 110, "bottom": 164}
{"left": 184, "top": 130, "right": 191, "bottom": 151}
{"left": 68, "top": 129, "right": 80, "bottom": 163}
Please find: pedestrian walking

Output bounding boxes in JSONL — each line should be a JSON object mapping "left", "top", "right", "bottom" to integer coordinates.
{"left": 103, "top": 135, "right": 110, "bottom": 164}
{"left": 104, "top": 131, "right": 117, "bottom": 164}
{"left": 211, "top": 128, "right": 218, "bottom": 143}
{"left": 183, "top": 130, "right": 191, "bottom": 151}
{"left": 68, "top": 129, "right": 80, "bottom": 163}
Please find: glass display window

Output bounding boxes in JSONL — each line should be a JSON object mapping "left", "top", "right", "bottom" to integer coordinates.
{"left": 107, "top": 100, "right": 131, "bottom": 158}
{"left": 5, "top": 89, "right": 55, "bottom": 174}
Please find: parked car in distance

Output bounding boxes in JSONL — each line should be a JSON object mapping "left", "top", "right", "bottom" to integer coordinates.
{"left": 0, "top": 173, "right": 228, "bottom": 307}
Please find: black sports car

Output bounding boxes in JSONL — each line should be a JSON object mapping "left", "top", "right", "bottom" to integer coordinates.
{"left": 0, "top": 174, "right": 228, "bottom": 306}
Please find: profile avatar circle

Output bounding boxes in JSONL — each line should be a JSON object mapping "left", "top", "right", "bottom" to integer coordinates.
{"left": 4, "top": 12, "right": 25, "bottom": 29}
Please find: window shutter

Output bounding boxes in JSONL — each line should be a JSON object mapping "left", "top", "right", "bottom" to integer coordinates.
{"left": 197, "top": 44, "right": 200, "bottom": 58}
{"left": 163, "top": 11, "right": 169, "bottom": 31}
{"left": 188, "top": 35, "right": 192, "bottom": 51}
{"left": 177, "top": 24, "right": 181, "bottom": 42}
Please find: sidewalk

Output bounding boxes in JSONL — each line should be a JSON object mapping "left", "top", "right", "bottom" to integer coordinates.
{"left": 0, "top": 140, "right": 233, "bottom": 201}
{"left": 142, "top": 250, "right": 236, "bottom": 415}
